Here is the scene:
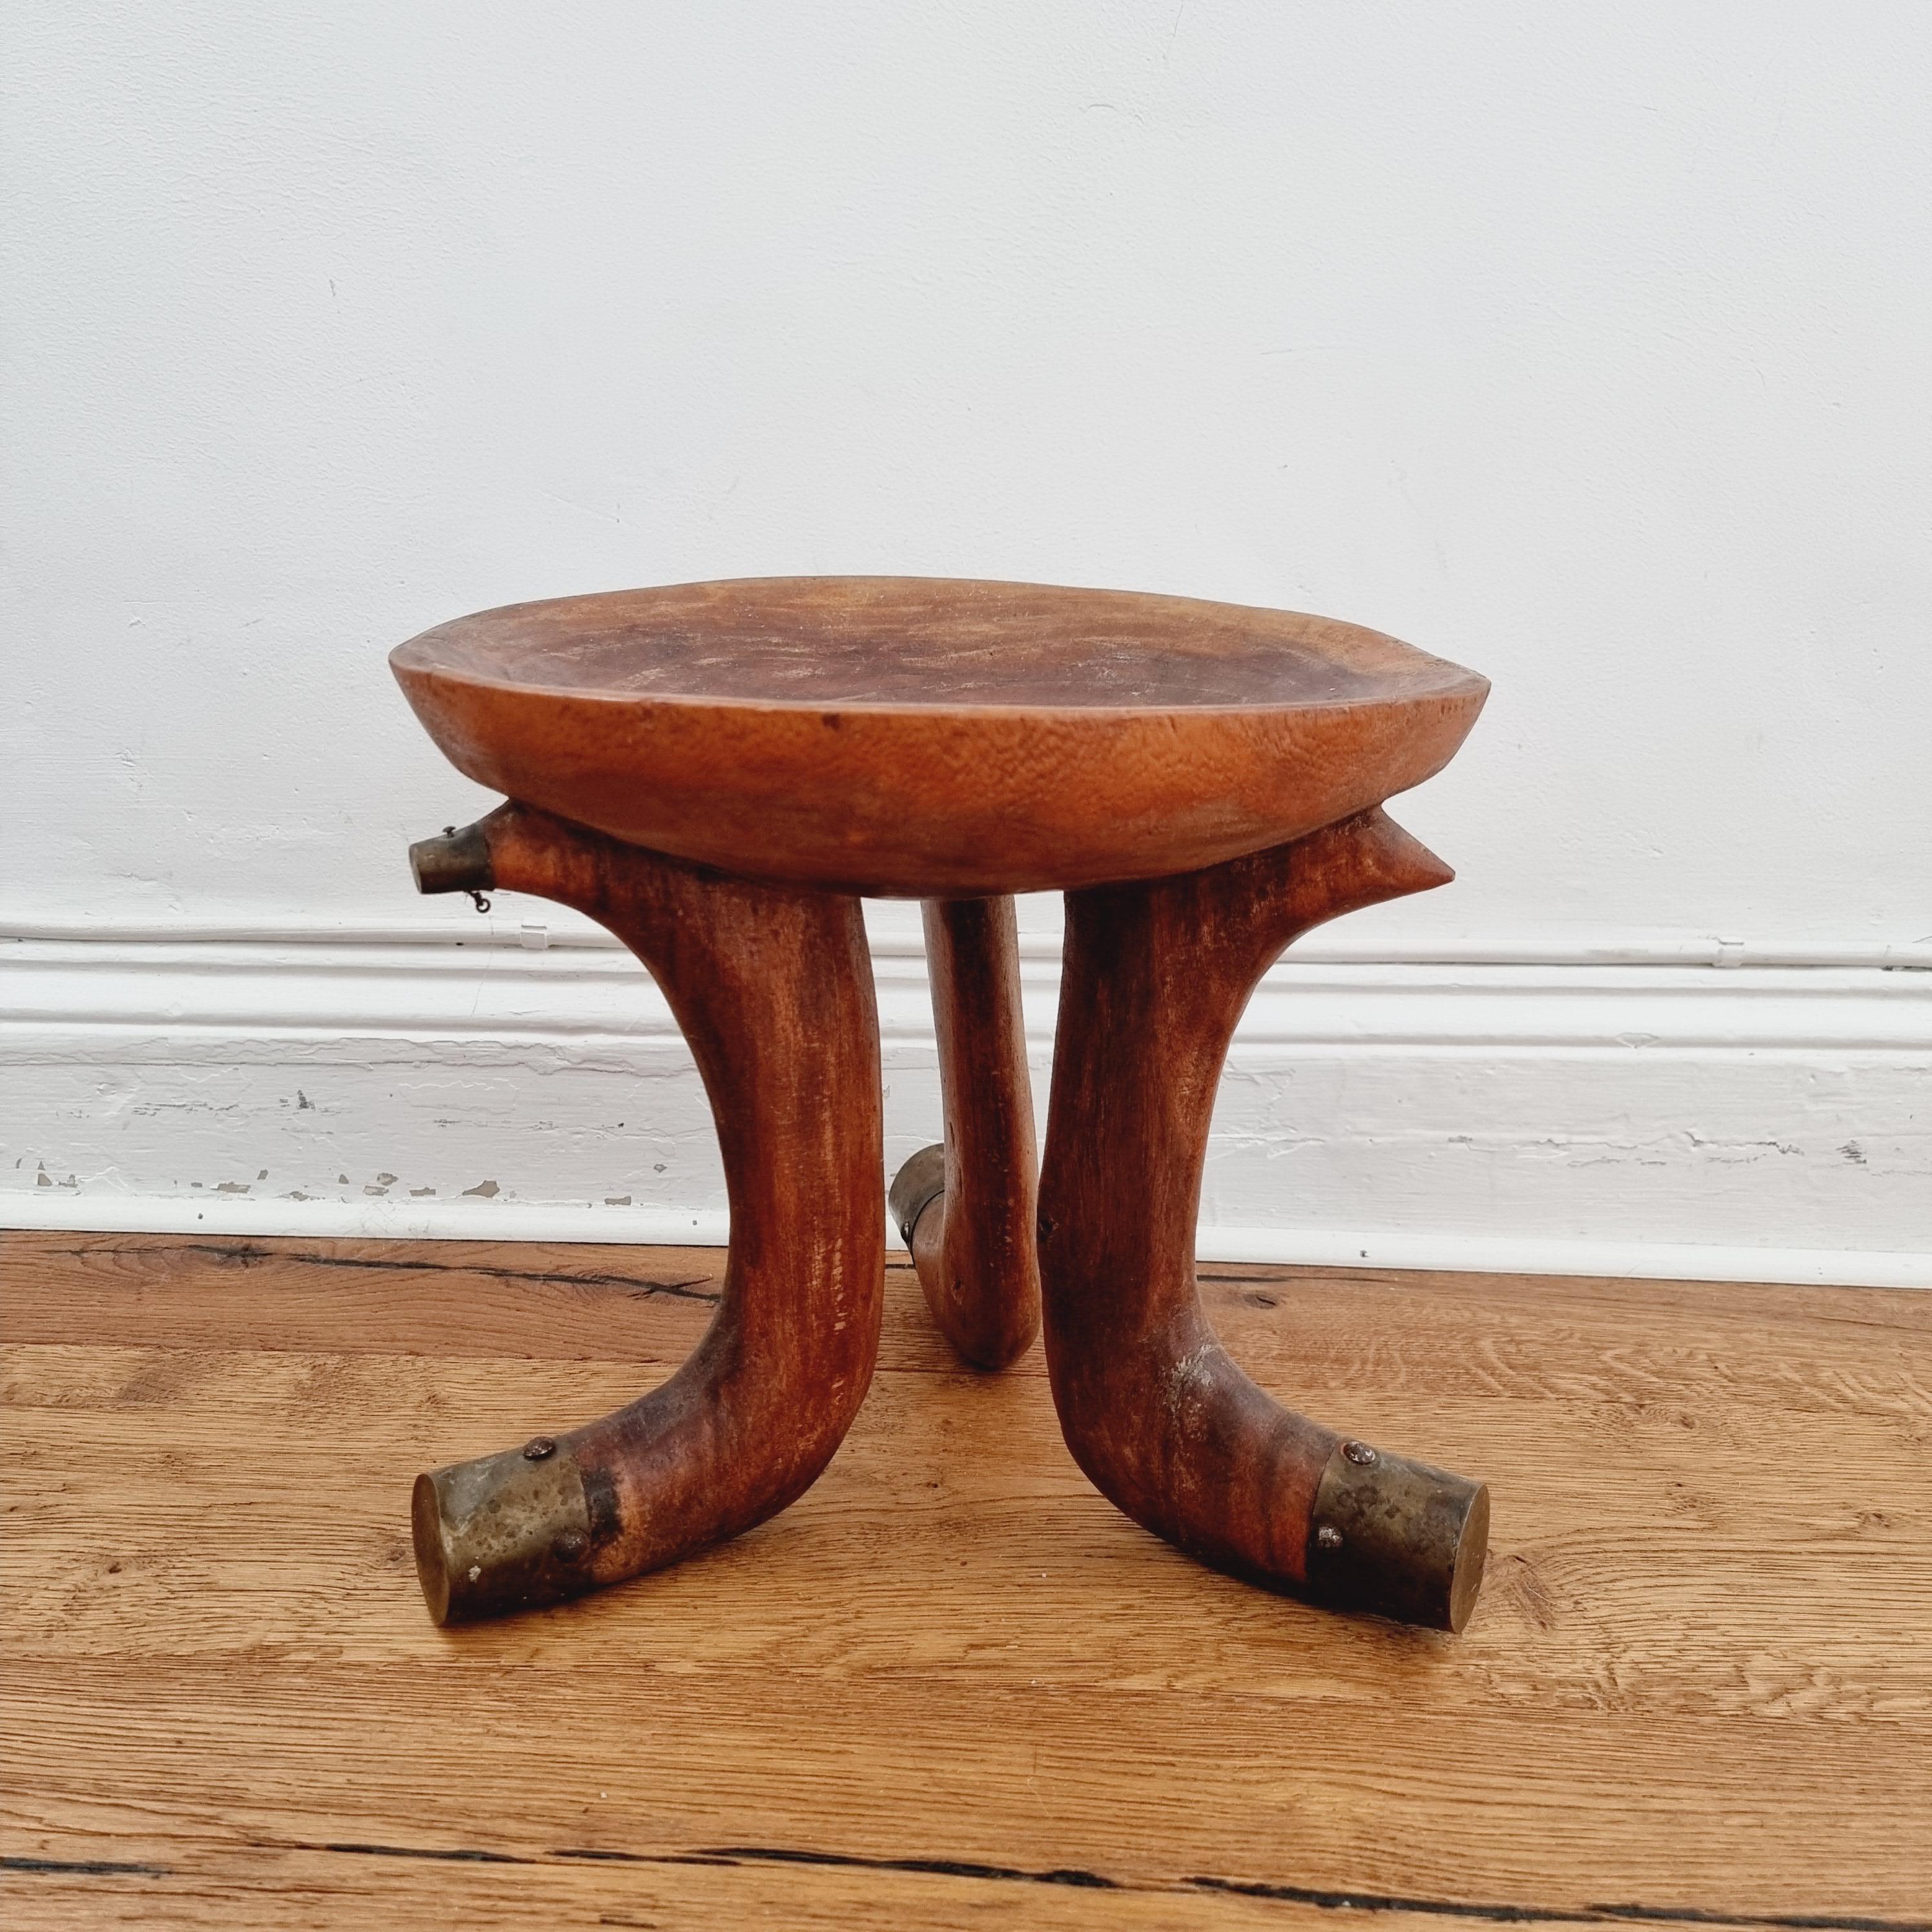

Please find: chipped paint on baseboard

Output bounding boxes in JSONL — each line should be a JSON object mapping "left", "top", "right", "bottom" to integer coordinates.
{"left": 3, "top": 937, "right": 1928, "bottom": 1285}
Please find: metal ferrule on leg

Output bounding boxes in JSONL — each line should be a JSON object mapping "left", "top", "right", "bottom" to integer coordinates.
{"left": 413, "top": 1435, "right": 599, "bottom": 1624}
{"left": 887, "top": 1144, "right": 948, "bottom": 1253}
{"left": 1036, "top": 808, "right": 1491, "bottom": 1634}
{"left": 1304, "top": 1437, "right": 1490, "bottom": 1633}
{"left": 407, "top": 801, "right": 885, "bottom": 1624}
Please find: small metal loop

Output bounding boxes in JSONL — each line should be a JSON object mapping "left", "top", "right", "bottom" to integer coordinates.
{"left": 468, "top": 890, "right": 493, "bottom": 914}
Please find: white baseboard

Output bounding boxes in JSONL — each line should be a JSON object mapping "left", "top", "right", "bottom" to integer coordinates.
{"left": 5, "top": 933, "right": 1928, "bottom": 1289}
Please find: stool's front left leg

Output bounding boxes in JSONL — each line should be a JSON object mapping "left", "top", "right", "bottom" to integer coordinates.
{"left": 405, "top": 803, "right": 884, "bottom": 1624}
{"left": 1038, "top": 808, "right": 1490, "bottom": 1633}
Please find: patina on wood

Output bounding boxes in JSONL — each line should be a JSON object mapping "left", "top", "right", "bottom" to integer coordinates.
{"left": 889, "top": 895, "right": 1041, "bottom": 1371}
{"left": 391, "top": 576, "right": 1487, "bottom": 896}
{"left": 394, "top": 577, "right": 1493, "bottom": 1633}
{"left": 1038, "top": 808, "right": 1486, "bottom": 1632}
{"left": 406, "top": 801, "right": 883, "bottom": 1623}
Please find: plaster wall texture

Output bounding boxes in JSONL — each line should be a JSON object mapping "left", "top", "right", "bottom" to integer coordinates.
{"left": 5, "top": 5, "right": 1927, "bottom": 1273}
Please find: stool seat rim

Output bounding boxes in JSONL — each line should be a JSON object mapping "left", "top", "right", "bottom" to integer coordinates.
{"left": 391, "top": 576, "right": 1485, "bottom": 715}
{"left": 391, "top": 577, "right": 1488, "bottom": 897}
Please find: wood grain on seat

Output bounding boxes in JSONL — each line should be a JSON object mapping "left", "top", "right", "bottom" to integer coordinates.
{"left": 391, "top": 577, "right": 1487, "bottom": 894}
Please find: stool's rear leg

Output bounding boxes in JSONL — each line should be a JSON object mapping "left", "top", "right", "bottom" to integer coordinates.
{"left": 405, "top": 802, "right": 884, "bottom": 1624}
{"left": 888, "top": 896, "right": 1041, "bottom": 1370}
{"left": 1038, "top": 808, "right": 1490, "bottom": 1633}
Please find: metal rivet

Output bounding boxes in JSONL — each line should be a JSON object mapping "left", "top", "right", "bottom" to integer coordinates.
{"left": 1316, "top": 1524, "right": 1344, "bottom": 1551}
{"left": 1342, "top": 1439, "right": 1377, "bottom": 1465}
{"left": 522, "top": 1436, "right": 557, "bottom": 1460}
{"left": 552, "top": 1529, "right": 589, "bottom": 1563}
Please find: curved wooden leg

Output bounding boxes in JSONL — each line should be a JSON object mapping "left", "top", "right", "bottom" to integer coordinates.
{"left": 888, "top": 896, "right": 1041, "bottom": 1370}
{"left": 1036, "top": 808, "right": 1490, "bottom": 1632}
{"left": 404, "top": 803, "right": 885, "bottom": 1624}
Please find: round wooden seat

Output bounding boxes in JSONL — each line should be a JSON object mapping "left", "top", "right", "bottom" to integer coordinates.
{"left": 391, "top": 577, "right": 1487, "bottom": 896}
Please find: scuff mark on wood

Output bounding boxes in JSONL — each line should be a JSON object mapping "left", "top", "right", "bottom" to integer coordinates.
{"left": 1, "top": 1856, "right": 173, "bottom": 1877}
{"left": 172, "top": 1240, "right": 721, "bottom": 1302}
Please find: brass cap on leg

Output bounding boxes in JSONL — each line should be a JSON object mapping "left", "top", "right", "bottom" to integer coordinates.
{"left": 887, "top": 1143, "right": 947, "bottom": 1249}
{"left": 1302, "top": 1439, "right": 1490, "bottom": 1634}
{"left": 412, "top": 1437, "right": 598, "bottom": 1625}
{"left": 409, "top": 821, "right": 495, "bottom": 898}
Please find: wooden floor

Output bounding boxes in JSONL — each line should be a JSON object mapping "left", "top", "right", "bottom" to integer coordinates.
{"left": 2, "top": 1231, "right": 1928, "bottom": 1930}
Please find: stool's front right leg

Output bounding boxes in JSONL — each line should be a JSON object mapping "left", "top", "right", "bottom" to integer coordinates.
{"left": 1037, "top": 809, "right": 1490, "bottom": 1633}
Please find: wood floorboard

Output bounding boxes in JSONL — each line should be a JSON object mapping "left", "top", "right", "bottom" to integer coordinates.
{"left": 2, "top": 1229, "right": 1927, "bottom": 1929}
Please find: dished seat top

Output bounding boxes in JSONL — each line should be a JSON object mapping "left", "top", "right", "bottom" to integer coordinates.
{"left": 392, "top": 577, "right": 1487, "bottom": 897}
{"left": 396, "top": 576, "right": 1466, "bottom": 710}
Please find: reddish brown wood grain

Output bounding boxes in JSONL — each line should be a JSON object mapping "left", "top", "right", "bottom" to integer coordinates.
{"left": 407, "top": 802, "right": 884, "bottom": 1623}
{"left": 1037, "top": 808, "right": 1489, "bottom": 1631}
{"left": 391, "top": 577, "right": 1488, "bottom": 895}
{"left": 390, "top": 580, "right": 1496, "bottom": 1631}
{"left": 899, "top": 896, "right": 1042, "bottom": 1370}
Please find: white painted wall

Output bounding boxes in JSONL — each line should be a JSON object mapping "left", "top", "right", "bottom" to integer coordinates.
{"left": 5, "top": 4, "right": 1929, "bottom": 1276}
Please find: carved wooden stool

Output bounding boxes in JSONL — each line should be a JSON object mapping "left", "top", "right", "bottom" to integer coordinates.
{"left": 393, "top": 578, "right": 1492, "bottom": 1632}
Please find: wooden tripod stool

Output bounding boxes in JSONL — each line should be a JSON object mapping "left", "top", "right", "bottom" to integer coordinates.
{"left": 393, "top": 578, "right": 1493, "bottom": 1633}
